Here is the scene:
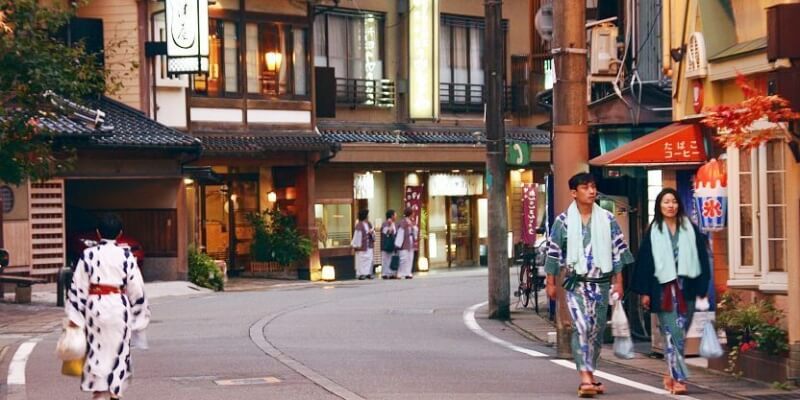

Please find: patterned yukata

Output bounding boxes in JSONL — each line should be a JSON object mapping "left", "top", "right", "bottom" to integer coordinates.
{"left": 66, "top": 240, "right": 150, "bottom": 397}
{"left": 657, "top": 230, "right": 695, "bottom": 382}
{"left": 544, "top": 210, "right": 633, "bottom": 372}
{"left": 351, "top": 221, "right": 375, "bottom": 278}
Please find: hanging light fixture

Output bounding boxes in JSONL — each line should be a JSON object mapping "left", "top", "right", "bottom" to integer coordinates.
{"left": 265, "top": 51, "right": 283, "bottom": 72}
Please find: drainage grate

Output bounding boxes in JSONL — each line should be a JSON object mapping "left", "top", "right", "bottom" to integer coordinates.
{"left": 214, "top": 377, "right": 281, "bottom": 386}
{"left": 748, "top": 394, "right": 800, "bottom": 400}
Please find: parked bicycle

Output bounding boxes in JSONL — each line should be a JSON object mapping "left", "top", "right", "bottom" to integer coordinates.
{"left": 513, "top": 240, "right": 547, "bottom": 313}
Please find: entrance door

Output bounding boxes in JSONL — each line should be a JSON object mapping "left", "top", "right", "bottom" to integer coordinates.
{"left": 447, "top": 196, "right": 474, "bottom": 267}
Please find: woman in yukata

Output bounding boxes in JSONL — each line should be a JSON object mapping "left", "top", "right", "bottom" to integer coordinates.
{"left": 351, "top": 208, "right": 375, "bottom": 280}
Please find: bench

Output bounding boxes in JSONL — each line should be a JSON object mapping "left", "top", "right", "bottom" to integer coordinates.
{"left": 0, "top": 274, "right": 47, "bottom": 304}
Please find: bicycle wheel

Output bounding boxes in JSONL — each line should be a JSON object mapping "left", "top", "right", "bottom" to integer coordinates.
{"left": 519, "top": 263, "right": 532, "bottom": 308}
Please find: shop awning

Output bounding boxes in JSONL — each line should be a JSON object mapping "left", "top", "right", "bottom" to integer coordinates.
{"left": 589, "top": 123, "right": 707, "bottom": 167}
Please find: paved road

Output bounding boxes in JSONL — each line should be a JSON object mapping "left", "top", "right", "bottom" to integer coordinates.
{"left": 10, "top": 269, "right": 705, "bottom": 399}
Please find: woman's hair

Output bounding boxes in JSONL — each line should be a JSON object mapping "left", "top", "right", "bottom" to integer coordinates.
{"left": 357, "top": 208, "right": 369, "bottom": 221}
{"left": 386, "top": 209, "right": 395, "bottom": 219}
{"left": 652, "top": 187, "right": 686, "bottom": 231}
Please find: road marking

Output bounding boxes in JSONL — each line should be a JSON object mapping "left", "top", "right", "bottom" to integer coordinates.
{"left": 214, "top": 376, "right": 281, "bottom": 386}
{"left": 464, "top": 302, "right": 547, "bottom": 357}
{"left": 7, "top": 339, "right": 39, "bottom": 385}
{"left": 465, "top": 302, "right": 699, "bottom": 399}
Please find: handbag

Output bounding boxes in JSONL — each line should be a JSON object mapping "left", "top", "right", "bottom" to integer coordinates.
{"left": 699, "top": 321, "right": 724, "bottom": 359}
{"left": 381, "top": 232, "right": 396, "bottom": 252}
{"left": 61, "top": 358, "right": 84, "bottom": 377}
{"left": 389, "top": 254, "right": 400, "bottom": 271}
{"left": 56, "top": 319, "right": 86, "bottom": 361}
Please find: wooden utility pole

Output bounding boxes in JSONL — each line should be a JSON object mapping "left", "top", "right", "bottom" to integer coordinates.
{"left": 552, "top": 0, "right": 588, "bottom": 358}
{"left": 485, "top": 0, "right": 509, "bottom": 320}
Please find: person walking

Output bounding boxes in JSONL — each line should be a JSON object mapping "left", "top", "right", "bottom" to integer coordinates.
{"left": 380, "top": 209, "right": 398, "bottom": 279}
{"left": 544, "top": 172, "right": 633, "bottom": 398}
{"left": 394, "top": 207, "right": 418, "bottom": 279}
{"left": 351, "top": 208, "right": 375, "bottom": 280}
{"left": 630, "top": 188, "right": 710, "bottom": 395}
{"left": 66, "top": 213, "right": 150, "bottom": 400}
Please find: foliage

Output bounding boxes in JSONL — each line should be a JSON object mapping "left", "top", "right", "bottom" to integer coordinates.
{"left": 246, "top": 209, "right": 312, "bottom": 266}
{"left": 701, "top": 74, "right": 800, "bottom": 149}
{"left": 188, "top": 246, "right": 224, "bottom": 291}
{"left": 0, "top": 0, "right": 115, "bottom": 184}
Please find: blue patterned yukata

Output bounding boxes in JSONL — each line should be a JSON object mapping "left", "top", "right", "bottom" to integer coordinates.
{"left": 544, "top": 209, "right": 633, "bottom": 372}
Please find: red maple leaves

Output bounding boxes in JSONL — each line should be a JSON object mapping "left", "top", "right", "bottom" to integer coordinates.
{"left": 701, "top": 74, "right": 800, "bottom": 149}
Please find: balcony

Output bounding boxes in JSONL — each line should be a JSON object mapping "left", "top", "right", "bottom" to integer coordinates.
{"left": 336, "top": 78, "right": 395, "bottom": 108}
{"left": 439, "top": 83, "right": 513, "bottom": 113}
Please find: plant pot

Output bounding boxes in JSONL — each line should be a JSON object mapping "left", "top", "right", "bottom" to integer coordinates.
{"left": 244, "top": 261, "right": 298, "bottom": 279}
{"left": 708, "top": 344, "right": 789, "bottom": 383}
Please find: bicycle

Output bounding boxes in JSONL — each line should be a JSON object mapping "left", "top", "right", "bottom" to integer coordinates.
{"left": 514, "top": 241, "right": 547, "bottom": 313}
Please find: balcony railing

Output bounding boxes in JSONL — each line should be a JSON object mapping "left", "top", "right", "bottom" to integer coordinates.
{"left": 439, "top": 83, "right": 513, "bottom": 113}
{"left": 336, "top": 78, "right": 395, "bottom": 108}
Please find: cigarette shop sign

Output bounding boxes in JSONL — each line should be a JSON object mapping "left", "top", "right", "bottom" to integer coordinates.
{"left": 165, "top": 0, "right": 209, "bottom": 75}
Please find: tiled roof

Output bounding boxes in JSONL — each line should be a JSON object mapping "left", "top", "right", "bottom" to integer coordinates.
{"left": 196, "top": 132, "right": 333, "bottom": 155}
{"left": 39, "top": 96, "right": 200, "bottom": 151}
{"left": 317, "top": 123, "right": 550, "bottom": 146}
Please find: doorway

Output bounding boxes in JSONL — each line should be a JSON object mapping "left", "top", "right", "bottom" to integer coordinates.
{"left": 446, "top": 196, "right": 476, "bottom": 267}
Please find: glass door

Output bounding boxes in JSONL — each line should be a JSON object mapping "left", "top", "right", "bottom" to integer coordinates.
{"left": 448, "top": 196, "right": 474, "bottom": 267}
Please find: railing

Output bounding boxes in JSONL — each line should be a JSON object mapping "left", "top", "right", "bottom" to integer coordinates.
{"left": 336, "top": 78, "right": 396, "bottom": 108}
{"left": 439, "top": 83, "right": 513, "bottom": 113}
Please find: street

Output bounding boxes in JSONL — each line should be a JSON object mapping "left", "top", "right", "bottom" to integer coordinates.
{"left": 1, "top": 269, "right": 734, "bottom": 400}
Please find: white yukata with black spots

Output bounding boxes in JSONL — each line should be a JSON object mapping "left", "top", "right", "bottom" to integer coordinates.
{"left": 66, "top": 239, "right": 150, "bottom": 397}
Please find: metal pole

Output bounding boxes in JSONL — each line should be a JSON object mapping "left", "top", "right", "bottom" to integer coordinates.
{"left": 552, "top": 0, "right": 588, "bottom": 358}
{"left": 485, "top": 0, "right": 509, "bottom": 320}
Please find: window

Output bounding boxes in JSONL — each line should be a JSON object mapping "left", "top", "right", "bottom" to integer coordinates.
{"left": 193, "top": 19, "right": 239, "bottom": 96}
{"left": 314, "top": 12, "right": 384, "bottom": 81}
{"left": 246, "top": 23, "right": 308, "bottom": 97}
{"left": 439, "top": 15, "right": 507, "bottom": 111}
{"left": 315, "top": 203, "right": 352, "bottom": 249}
{"left": 728, "top": 140, "right": 788, "bottom": 290}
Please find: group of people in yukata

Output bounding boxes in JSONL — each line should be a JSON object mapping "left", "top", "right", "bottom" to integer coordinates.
{"left": 351, "top": 207, "right": 418, "bottom": 280}
{"left": 544, "top": 172, "right": 710, "bottom": 398}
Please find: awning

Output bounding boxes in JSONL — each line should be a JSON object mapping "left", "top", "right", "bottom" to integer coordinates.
{"left": 589, "top": 123, "right": 707, "bottom": 167}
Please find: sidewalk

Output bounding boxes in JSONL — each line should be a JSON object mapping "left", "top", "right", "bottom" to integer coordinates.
{"left": 507, "top": 300, "right": 800, "bottom": 399}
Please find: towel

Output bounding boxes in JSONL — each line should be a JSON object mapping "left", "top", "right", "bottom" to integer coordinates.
{"left": 566, "top": 201, "right": 613, "bottom": 275}
{"left": 651, "top": 216, "right": 701, "bottom": 284}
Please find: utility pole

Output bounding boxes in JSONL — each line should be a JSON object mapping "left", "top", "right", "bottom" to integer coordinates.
{"left": 552, "top": 0, "right": 588, "bottom": 358}
{"left": 485, "top": 0, "right": 509, "bottom": 320}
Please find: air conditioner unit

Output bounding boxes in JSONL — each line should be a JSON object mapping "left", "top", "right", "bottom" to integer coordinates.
{"left": 685, "top": 32, "right": 708, "bottom": 79}
{"left": 589, "top": 23, "right": 619, "bottom": 76}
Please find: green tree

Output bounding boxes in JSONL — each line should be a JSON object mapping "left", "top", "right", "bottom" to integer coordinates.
{"left": 0, "top": 0, "right": 107, "bottom": 184}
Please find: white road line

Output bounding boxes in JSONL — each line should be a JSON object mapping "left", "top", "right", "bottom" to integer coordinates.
{"left": 464, "top": 302, "right": 548, "bottom": 357}
{"left": 465, "top": 302, "right": 699, "bottom": 399}
{"left": 7, "top": 339, "right": 39, "bottom": 385}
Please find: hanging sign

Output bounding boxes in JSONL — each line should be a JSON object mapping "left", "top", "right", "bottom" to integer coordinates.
{"left": 408, "top": 0, "right": 439, "bottom": 119}
{"left": 693, "top": 158, "right": 727, "bottom": 232}
{"left": 404, "top": 186, "right": 423, "bottom": 250}
{"left": 165, "top": 0, "right": 209, "bottom": 75}
{"left": 521, "top": 183, "right": 537, "bottom": 245}
{"left": 506, "top": 142, "right": 530, "bottom": 166}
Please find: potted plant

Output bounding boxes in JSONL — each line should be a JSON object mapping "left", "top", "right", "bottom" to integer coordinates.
{"left": 245, "top": 209, "right": 312, "bottom": 279}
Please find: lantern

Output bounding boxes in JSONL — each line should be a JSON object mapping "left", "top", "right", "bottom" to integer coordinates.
{"left": 693, "top": 158, "right": 728, "bottom": 232}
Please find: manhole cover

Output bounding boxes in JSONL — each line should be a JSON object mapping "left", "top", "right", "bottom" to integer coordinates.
{"left": 214, "top": 377, "right": 281, "bottom": 386}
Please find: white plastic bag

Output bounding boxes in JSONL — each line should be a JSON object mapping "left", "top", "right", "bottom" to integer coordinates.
{"left": 131, "top": 330, "right": 149, "bottom": 350}
{"left": 699, "top": 321, "right": 724, "bottom": 359}
{"left": 613, "top": 335, "right": 635, "bottom": 359}
{"left": 611, "top": 300, "right": 630, "bottom": 338}
{"left": 56, "top": 319, "right": 86, "bottom": 361}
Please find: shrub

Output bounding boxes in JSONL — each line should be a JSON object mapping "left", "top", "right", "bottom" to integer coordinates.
{"left": 246, "top": 209, "right": 312, "bottom": 266}
{"left": 188, "top": 246, "right": 224, "bottom": 291}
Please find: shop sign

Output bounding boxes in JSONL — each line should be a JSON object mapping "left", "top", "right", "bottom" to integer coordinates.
{"left": 693, "top": 158, "right": 727, "bottom": 232}
{"left": 428, "top": 174, "right": 483, "bottom": 196}
{"left": 353, "top": 172, "right": 374, "bottom": 200}
{"left": 404, "top": 186, "right": 423, "bottom": 250}
{"left": 165, "top": 0, "right": 209, "bottom": 75}
{"left": 521, "top": 183, "right": 537, "bottom": 245}
{"left": 364, "top": 15, "right": 378, "bottom": 104}
{"left": 408, "top": 0, "right": 439, "bottom": 119}
{"left": 506, "top": 142, "right": 530, "bottom": 166}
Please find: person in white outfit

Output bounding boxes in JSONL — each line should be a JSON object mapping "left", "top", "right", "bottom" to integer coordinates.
{"left": 351, "top": 208, "right": 375, "bottom": 279}
{"left": 394, "top": 207, "right": 418, "bottom": 279}
{"left": 380, "top": 210, "right": 398, "bottom": 279}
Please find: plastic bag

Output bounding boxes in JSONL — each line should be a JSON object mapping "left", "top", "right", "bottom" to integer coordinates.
{"left": 613, "top": 335, "right": 635, "bottom": 359}
{"left": 56, "top": 319, "right": 86, "bottom": 361}
{"left": 131, "top": 330, "right": 149, "bottom": 350}
{"left": 699, "top": 321, "right": 724, "bottom": 359}
{"left": 611, "top": 301, "right": 630, "bottom": 338}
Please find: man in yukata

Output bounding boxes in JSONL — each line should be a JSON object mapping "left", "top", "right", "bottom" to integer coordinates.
{"left": 67, "top": 213, "right": 150, "bottom": 400}
{"left": 544, "top": 172, "right": 633, "bottom": 398}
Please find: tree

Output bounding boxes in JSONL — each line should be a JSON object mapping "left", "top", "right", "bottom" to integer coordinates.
{"left": 0, "top": 0, "right": 107, "bottom": 185}
{"left": 701, "top": 74, "right": 800, "bottom": 149}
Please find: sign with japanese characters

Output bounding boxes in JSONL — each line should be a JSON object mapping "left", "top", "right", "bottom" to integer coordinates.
{"left": 521, "top": 183, "right": 537, "bottom": 245}
{"left": 408, "top": 0, "right": 439, "bottom": 119}
{"left": 165, "top": 0, "right": 209, "bottom": 75}
{"left": 590, "top": 123, "right": 707, "bottom": 166}
{"left": 404, "top": 186, "right": 423, "bottom": 250}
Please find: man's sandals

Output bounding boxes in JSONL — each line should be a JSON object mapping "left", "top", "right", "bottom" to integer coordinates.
{"left": 577, "top": 382, "right": 597, "bottom": 397}
{"left": 663, "top": 376, "right": 688, "bottom": 395}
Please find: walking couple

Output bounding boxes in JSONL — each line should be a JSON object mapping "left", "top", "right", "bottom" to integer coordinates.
{"left": 352, "top": 207, "right": 417, "bottom": 280}
{"left": 545, "top": 172, "right": 710, "bottom": 398}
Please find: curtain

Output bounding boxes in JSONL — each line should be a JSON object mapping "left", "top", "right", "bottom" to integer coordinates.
{"left": 439, "top": 24, "right": 451, "bottom": 105}
{"left": 452, "top": 26, "right": 468, "bottom": 102}
{"left": 469, "top": 27, "right": 484, "bottom": 103}
{"left": 223, "top": 21, "right": 238, "bottom": 93}
{"left": 278, "top": 25, "right": 288, "bottom": 94}
{"left": 245, "top": 23, "right": 259, "bottom": 93}
{"left": 327, "top": 16, "right": 347, "bottom": 78}
{"left": 348, "top": 17, "right": 365, "bottom": 79}
{"left": 313, "top": 17, "right": 327, "bottom": 67}
{"left": 293, "top": 28, "right": 307, "bottom": 96}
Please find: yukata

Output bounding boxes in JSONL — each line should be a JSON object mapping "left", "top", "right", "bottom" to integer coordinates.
{"left": 631, "top": 223, "right": 710, "bottom": 382}
{"left": 544, "top": 210, "right": 633, "bottom": 372}
{"left": 351, "top": 220, "right": 375, "bottom": 278}
{"left": 394, "top": 217, "right": 418, "bottom": 278}
{"left": 380, "top": 220, "right": 397, "bottom": 278}
{"left": 66, "top": 240, "right": 150, "bottom": 398}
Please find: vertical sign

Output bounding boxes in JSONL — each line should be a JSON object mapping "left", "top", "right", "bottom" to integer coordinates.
{"left": 521, "top": 183, "right": 537, "bottom": 245}
{"left": 165, "top": 0, "right": 209, "bottom": 75}
{"left": 409, "top": 0, "right": 439, "bottom": 119}
{"left": 404, "top": 186, "right": 423, "bottom": 250}
{"left": 364, "top": 15, "right": 378, "bottom": 105}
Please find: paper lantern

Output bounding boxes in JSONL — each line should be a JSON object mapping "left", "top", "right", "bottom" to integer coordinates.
{"left": 321, "top": 265, "right": 336, "bottom": 281}
{"left": 693, "top": 158, "right": 727, "bottom": 232}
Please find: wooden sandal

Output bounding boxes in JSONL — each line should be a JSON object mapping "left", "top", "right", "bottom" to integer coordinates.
{"left": 578, "top": 383, "right": 597, "bottom": 398}
{"left": 671, "top": 381, "right": 688, "bottom": 395}
{"left": 592, "top": 381, "right": 605, "bottom": 394}
{"left": 662, "top": 376, "right": 674, "bottom": 392}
